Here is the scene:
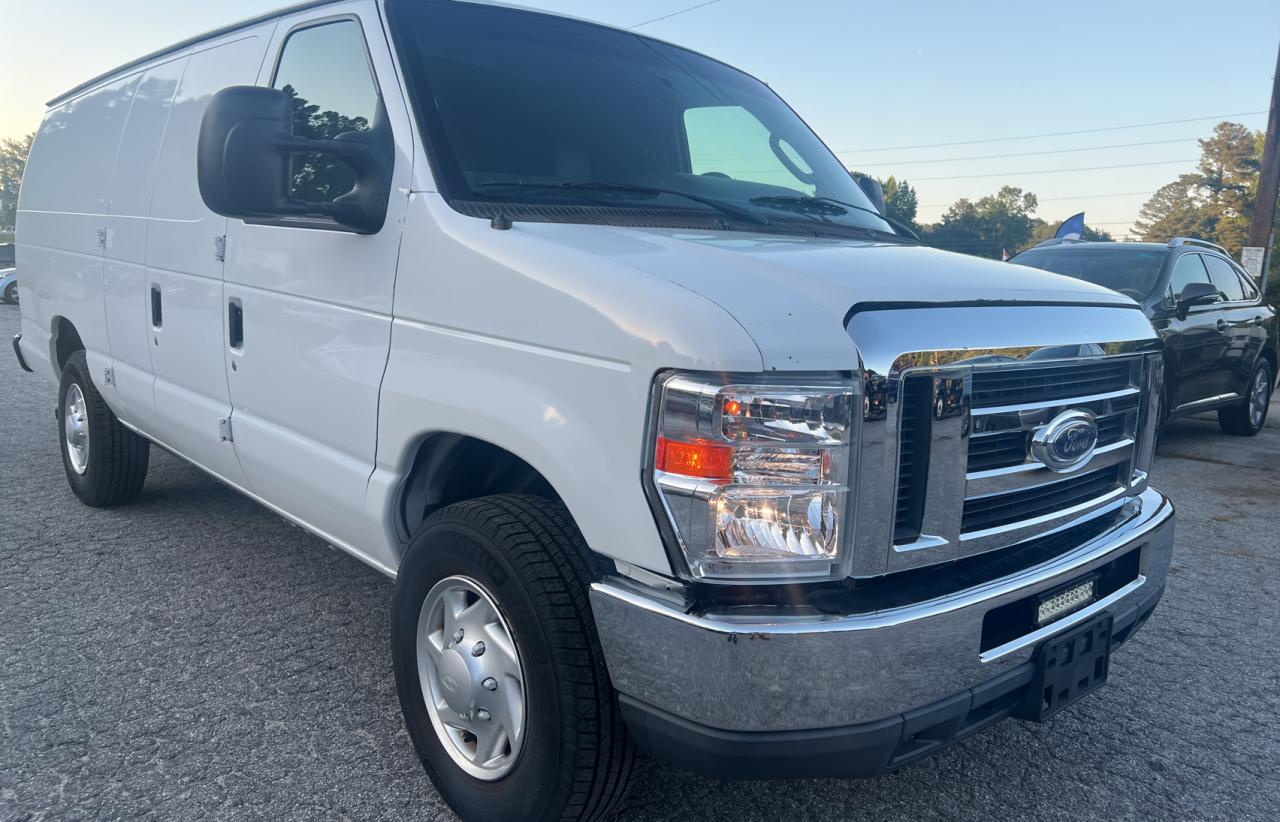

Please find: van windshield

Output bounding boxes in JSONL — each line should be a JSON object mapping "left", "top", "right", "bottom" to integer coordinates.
{"left": 1010, "top": 248, "right": 1168, "bottom": 300}
{"left": 387, "top": 1, "right": 899, "bottom": 240}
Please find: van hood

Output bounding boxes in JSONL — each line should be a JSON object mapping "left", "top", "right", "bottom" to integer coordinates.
{"left": 516, "top": 224, "right": 1140, "bottom": 370}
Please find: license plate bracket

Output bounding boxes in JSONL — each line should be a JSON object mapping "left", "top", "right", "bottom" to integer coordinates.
{"left": 1015, "top": 613, "right": 1113, "bottom": 722}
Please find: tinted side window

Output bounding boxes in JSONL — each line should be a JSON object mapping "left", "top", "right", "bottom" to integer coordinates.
{"left": 273, "top": 20, "right": 379, "bottom": 204}
{"left": 1203, "top": 255, "right": 1246, "bottom": 302}
{"left": 1167, "top": 253, "right": 1211, "bottom": 301}
{"left": 1231, "top": 260, "right": 1259, "bottom": 300}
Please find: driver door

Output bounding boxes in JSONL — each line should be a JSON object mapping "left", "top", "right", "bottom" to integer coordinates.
{"left": 220, "top": 3, "right": 413, "bottom": 551}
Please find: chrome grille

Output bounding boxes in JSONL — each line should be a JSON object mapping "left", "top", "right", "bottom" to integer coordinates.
{"left": 967, "top": 406, "right": 1133, "bottom": 473}
{"left": 970, "top": 359, "right": 1133, "bottom": 408}
{"left": 962, "top": 465, "right": 1121, "bottom": 533}
{"left": 847, "top": 304, "right": 1164, "bottom": 578}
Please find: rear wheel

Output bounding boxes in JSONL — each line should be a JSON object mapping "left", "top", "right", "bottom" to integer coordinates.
{"left": 392, "top": 495, "right": 634, "bottom": 822}
{"left": 58, "top": 350, "right": 150, "bottom": 505}
{"left": 3, "top": 281, "right": 16, "bottom": 304}
{"left": 1218, "top": 359, "right": 1273, "bottom": 436}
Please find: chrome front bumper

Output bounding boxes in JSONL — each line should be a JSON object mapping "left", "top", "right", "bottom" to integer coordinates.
{"left": 591, "top": 488, "right": 1174, "bottom": 734}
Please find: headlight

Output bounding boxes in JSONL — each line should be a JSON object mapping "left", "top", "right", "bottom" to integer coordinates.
{"left": 647, "top": 372, "right": 858, "bottom": 582}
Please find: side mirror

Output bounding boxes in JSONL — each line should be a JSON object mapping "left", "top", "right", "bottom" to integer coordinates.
{"left": 1176, "top": 281, "right": 1220, "bottom": 320}
{"left": 854, "top": 174, "right": 887, "bottom": 216}
{"left": 197, "top": 85, "right": 391, "bottom": 234}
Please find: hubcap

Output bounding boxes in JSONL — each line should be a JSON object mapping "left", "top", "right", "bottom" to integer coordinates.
{"left": 63, "top": 383, "right": 90, "bottom": 475}
{"left": 416, "top": 576, "right": 526, "bottom": 781}
{"left": 1249, "top": 369, "right": 1270, "bottom": 428}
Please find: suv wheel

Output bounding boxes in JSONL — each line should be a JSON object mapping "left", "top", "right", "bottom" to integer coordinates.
{"left": 58, "top": 350, "right": 150, "bottom": 505}
{"left": 392, "top": 495, "right": 634, "bottom": 822}
{"left": 1218, "top": 359, "right": 1273, "bottom": 436}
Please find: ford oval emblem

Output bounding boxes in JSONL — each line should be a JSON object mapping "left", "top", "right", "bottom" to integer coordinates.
{"left": 1030, "top": 410, "right": 1099, "bottom": 473}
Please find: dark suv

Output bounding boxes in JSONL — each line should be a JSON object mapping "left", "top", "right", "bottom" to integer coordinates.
{"left": 1011, "top": 238, "right": 1277, "bottom": 435}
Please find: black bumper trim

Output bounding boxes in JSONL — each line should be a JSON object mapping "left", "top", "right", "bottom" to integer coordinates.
{"left": 619, "top": 583, "right": 1164, "bottom": 780}
{"left": 12, "top": 333, "right": 33, "bottom": 373}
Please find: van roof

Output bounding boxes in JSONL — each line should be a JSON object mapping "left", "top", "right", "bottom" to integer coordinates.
{"left": 47, "top": 0, "right": 344, "bottom": 107}
{"left": 46, "top": 0, "right": 677, "bottom": 109}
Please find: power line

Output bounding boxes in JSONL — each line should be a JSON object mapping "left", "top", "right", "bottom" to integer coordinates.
{"left": 920, "top": 191, "right": 1156, "bottom": 209}
{"left": 843, "top": 111, "right": 1268, "bottom": 153}
{"left": 851, "top": 137, "right": 1196, "bottom": 166}
{"left": 913, "top": 158, "right": 1198, "bottom": 183}
{"left": 629, "top": 0, "right": 723, "bottom": 28}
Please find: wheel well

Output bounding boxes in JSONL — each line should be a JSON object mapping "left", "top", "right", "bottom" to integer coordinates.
{"left": 51, "top": 316, "right": 84, "bottom": 375}
{"left": 399, "top": 434, "right": 560, "bottom": 541}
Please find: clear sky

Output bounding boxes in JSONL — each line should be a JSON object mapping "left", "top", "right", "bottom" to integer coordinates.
{"left": 2, "top": 0, "right": 1278, "bottom": 236}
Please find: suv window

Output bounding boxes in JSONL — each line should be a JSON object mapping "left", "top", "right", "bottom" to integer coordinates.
{"left": 273, "top": 20, "right": 379, "bottom": 205}
{"left": 1223, "top": 257, "right": 1259, "bottom": 300}
{"left": 1203, "top": 255, "right": 1247, "bottom": 302}
{"left": 1010, "top": 247, "right": 1166, "bottom": 298}
{"left": 1167, "top": 253, "right": 1212, "bottom": 301}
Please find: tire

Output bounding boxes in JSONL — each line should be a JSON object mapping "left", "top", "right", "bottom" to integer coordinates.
{"left": 57, "top": 350, "right": 150, "bottom": 506}
{"left": 3, "top": 282, "right": 16, "bottom": 304}
{"left": 392, "top": 495, "right": 634, "bottom": 822}
{"left": 1218, "top": 359, "right": 1273, "bottom": 437}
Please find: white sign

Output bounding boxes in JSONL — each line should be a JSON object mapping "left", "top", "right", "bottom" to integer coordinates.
{"left": 1241, "top": 246, "right": 1266, "bottom": 280}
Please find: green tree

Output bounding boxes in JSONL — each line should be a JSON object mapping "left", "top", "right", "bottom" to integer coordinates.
{"left": 0, "top": 133, "right": 35, "bottom": 228}
{"left": 1134, "top": 120, "right": 1280, "bottom": 306}
{"left": 1132, "top": 174, "right": 1217, "bottom": 242}
{"left": 881, "top": 176, "right": 919, "bottom": 230}
{"left": 922, "top": 186, "right": 1040, "bottom": 259}
{"left": 1134, "top": 121, "right": 1276, "bottom": 258}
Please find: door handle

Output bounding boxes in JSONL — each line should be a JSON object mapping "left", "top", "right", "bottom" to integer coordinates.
{"left": 1216, "top": 319, "right": 1228, "bottom": 331}
{"left": 228, "top": 299, "right": 244, "bottom": 350}
{"left": 150, "top": 285, "right": 162, "bottom": 328}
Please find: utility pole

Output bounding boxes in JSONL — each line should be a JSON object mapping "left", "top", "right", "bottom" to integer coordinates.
{"left": 1248, "top": 41, "right": 1280, "bottom": 287}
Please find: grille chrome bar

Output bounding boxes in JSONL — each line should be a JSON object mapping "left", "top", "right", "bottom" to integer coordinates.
{"left": 965, "top": 438, "right": 1135, "bottom": 498}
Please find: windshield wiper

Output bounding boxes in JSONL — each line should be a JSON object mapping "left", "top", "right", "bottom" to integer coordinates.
{"left": 749, "top": 194, "right": 921, "bottom": 242}
{"left": 477, "top": 181, "right": 770, "bottom": 226}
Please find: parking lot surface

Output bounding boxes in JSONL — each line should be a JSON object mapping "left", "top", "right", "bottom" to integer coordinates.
{"left": 2, "top": 302, "right": 1278, "bottom": 821}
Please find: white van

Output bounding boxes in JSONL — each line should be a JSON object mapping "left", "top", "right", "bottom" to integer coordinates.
{"left": 13, "top": 2, "right": 1174, "bottom": 820}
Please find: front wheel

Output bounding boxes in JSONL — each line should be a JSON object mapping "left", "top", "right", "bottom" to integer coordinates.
{"left": 1218, "top": 359, "right": 1273, "bottom": 436}
{"left": 392, "top": 495, "right": 634, "bottom": 822}
{"left": 58, "top": 350, "right": 150, "bottom": 505}
{"left": 3, "top": 281, "right": 16, "bottom": 304}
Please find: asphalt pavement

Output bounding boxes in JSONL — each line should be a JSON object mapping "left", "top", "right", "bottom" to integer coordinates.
{"left": 2, "top": 301, "right": 1278, "bottom": 821}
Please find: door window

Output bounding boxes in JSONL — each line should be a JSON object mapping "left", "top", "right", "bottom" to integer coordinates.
{"left": 1203, "top": 255, "right": 1247, "bottom": 302}
{"left": 1226, "top": 259, "right": 1259, "bottom": 300}
{"left": 1167, "top": 253, "right": 1212, "bottom": 302}
{"left": 273, "top": 20, "right": 379, "bottom": 204}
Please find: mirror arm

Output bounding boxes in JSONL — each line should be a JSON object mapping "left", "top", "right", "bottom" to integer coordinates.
{"left": 272, "top": 135, "right": 373, "bottom": 162}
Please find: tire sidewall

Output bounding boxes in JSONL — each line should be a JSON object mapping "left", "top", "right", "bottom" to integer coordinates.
{"left": 3, "top": 282, "right": 15, "bottom": 304}
{"left": 1251, "top": 360, "right": 1273, "bottom": 431}
{"left": 58, "top": 353, "right": 100, "bottom": 500}
{"left": 392, "top": 518, "right": 566, "bottom": 822}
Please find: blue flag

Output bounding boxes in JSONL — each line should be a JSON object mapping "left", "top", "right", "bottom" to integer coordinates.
{"left": 1056, "top": 212, "right": 1086, "bottom": 240}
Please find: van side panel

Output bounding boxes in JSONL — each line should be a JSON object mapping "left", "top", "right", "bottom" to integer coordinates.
{"left": 16, "top": 75, "right": 140, "bottom": 383}
{"left": 142, "top": 31, "right": 274, "bottom": 489}
{"left": 102, "top": 57, "right": 188, "bottom": 431}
